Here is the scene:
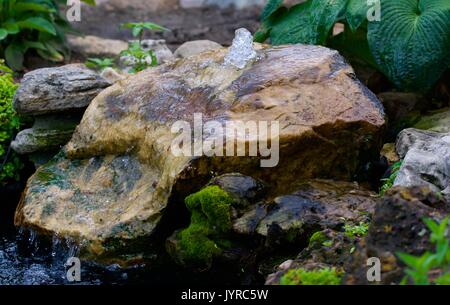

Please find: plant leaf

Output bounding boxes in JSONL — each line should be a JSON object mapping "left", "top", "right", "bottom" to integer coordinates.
{"left": 0, "top": 29, "right": 7, "bottom": 40}
{"left": 17, "top": 17, "right": 57, "bottom": 35}
{"left": 346, "top": 0, "right": 368, "bottom": 32}
{"left": 5, "top": 43, "right": 24, "bottom": 70}
{"left": 368, "top": 0, "right": 450, "bottom": 92}
{"left": 269, "top": 0, "right": 349, "bottom": 45}
{"left": 260, "top": 0, "right": 284, "bottom": 20}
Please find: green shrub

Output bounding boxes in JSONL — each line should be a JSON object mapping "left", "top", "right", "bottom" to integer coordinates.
{"left": 398, "top": 217, "right": 450, "bottom": 285}
{"left": 343, "top": 221, "right": 369, "bottom": 239}
{"left": 0, "top": 0, "right": 95, "bottom": 70}
{"left": 119, "top": 22, "right": 169, "bottom": 74}
{"left": 0, "top": 59, "right": 21, "bottom": 184}
{"left": 256, "top": 0, "right": 450, "bottom": 92}
{"left": 280, "top": 267, "right": 343, "bottom": 285}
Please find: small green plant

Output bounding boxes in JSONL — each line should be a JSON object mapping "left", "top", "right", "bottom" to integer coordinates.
{"left": 0, "top": 59, "right": 21, "bottom": 184}
{"left": 398, "top": 217, "right": 450, "bottom": 285}
{"left": 0, "top": 0, "right": 96, "bottom": 70}
{"left": 344, "top": 221, "right": 369, "bottom": 239}
{"left": 280, "top": 267, "right": 343, "bottom": 285}
{"left": 85, "top": 57, "right": 114, "bottom": 71}
{"left": 379, "top": 161, "right": 403, "bottom": 196}
{"left": 256, "top": 0, "right": 450, "bottom": 92}
{"left": 120, "top": 22, "right": 169, "bottom": 74}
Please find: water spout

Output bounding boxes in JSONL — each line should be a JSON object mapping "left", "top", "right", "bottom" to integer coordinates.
{"left": 224, "top": 28, "right": 257, "bottom": 69}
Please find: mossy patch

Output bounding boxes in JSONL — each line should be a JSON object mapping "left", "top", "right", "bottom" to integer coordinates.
{"left": 280, "top": 267, "right": 343, "bottom": 285}
{"left": 174, "top": 185, "right": 234, "bottom": 268}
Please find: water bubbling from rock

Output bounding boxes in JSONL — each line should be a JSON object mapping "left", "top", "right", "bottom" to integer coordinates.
{"left": 224, "top": 28, "right": 257, "bottom": 69}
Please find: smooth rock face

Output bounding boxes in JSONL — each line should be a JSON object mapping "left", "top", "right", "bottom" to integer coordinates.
{"left": 233, "top": 180, "right": 379, "bottom": 243}
{"left": 344, "top": 186, "right": 450, "bottom": 284}
{"left": 394, "top": 128, "right": 450, "bottom": 196}
{"left": 174, "top": 40, "right": 223, "bottom": 58}
{"left": 11, "top": 114, "right": 81, "bottom": 155}
{"left": 67, "top": 35, "right": 128, "bottom": 58}
{"left": 16, "top": 44, "right": 385, "bottom": 262}
{"left": 13, "top": 64, "right": 111, "bottom": 116}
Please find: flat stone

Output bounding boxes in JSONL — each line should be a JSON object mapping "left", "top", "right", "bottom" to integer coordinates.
{"left": 13, "top": 64, "right": 111, "bottom": 116}
{"left": 67, "top": 35, "right": 128, "bottom": 58}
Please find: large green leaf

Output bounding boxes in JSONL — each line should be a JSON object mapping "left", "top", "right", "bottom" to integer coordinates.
{"left": 269, "top": 0, "right": 348, "bottom": 45}
{"left": 368, "top": 0, "right": 450, "bottom": 91}
{"left": 345, "top": 0, "right": 368, "bottom": 32}
{"left": 0, "top": 28, "right": 7, "bottom": 40}
{"left": 5, "top": 43, "right": 25, "bottom": 70}
{"left": 17, "top": 17, "right": 57, "bottom": 35}
{"left": 260, "top": 0, "right": 284, "bottom": 20}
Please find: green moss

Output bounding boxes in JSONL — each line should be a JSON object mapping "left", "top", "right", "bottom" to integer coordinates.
{"left": 176, "top": 185, "right": 234, "bottom": 267}
{"left": 280, "top": 267, "right": 343, "bottom": 285}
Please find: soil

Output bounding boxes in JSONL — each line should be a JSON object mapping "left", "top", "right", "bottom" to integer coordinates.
{"left": 74, "top": 3, "right": 263, "bottom": 50}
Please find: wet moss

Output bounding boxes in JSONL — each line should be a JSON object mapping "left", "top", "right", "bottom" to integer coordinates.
{"left": 175, "top": 185, "right": 234, "bottom": 268}
{"left": 280, "top": 267, "right": 343, "bottom": 285}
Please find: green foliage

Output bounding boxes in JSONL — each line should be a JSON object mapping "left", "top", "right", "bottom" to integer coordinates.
{"left": 0, "top": 0, "right": 96, "bottom": 70}
{"left": 309, "top": 231, "right": 328, "bottom": 247}
{"left": 379, "top": 161, "right": 403, "bottom": 196}
{"left": 176, "top": 186, "right": 234, "bottom": 267}
{"left": 256, "top": 0, "right": 450, "bottom": 92}
{"left": 85, "top": 57, "right": 114, "bottom": 71}
{"left": 0, "top": 59, "right": 21, "bottom": 183}
{"left": 280, "top": 267, "right": 343, "bottom": 285}
{"left": 398, "top": 217, "right": 450, "bottom": 285}
{"left": 120, "top": 21, "right": 168, "bottom": 74}
{"left": 343, "top": 221, "right": 369, "bottom": 239}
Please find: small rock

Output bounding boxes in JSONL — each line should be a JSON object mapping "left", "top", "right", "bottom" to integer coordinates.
{"left": 100, "top": 67, "right": 126, "bottom": 83}
{"left": 67, "top": 35, "right": 128, "bottom": 58}
{"left": 380, "top": 143, "right": 400, "bottom": 165}
{"left": 394, "top": 128, "right": 450, "bottom": 195}
{"left": 414, "top": 108, "right": 450, "bottom": 133}
{"left": 11, "top": 114, "right": 81, "bottom": 155}
{"left": 180, "top": 0, "right": 266, "bottom": 9}
{"left": 377, "top": 92, "right": 427, "bottom": 122}
{"left": 13, "top": 64, "right": 111, "bottom": 116}
{"left": 174, "top": 40, "right": 223, "bottom": 58}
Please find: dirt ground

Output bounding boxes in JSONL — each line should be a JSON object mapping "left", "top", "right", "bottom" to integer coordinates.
{"left": 74, "top": 2, "right": 263, "bottom": 50}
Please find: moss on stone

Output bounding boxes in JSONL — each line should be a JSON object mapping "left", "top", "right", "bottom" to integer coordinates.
{"left": 176, "top": 185, "right": 234, "bottom": 267}
{"left": 280, "top": 267, "right": 343, "bottom": 285}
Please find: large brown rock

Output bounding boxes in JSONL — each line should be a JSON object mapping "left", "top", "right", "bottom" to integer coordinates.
{"left": 15, "top": 44, "right": 385, "bottom": 263}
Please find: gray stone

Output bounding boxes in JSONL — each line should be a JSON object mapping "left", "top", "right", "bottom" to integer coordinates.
{"left": 11, "top": 114, "right": 81, "bottom": 155}
{"left": 394, "top": 128, "right": 450, "bottom": 194}
{"left": 180, "top": 0, "right": 266, "bottom": 9}
{"left": 67, "top": 35, "right": 128, "bottom": 58}
{"left": 174, "top": 40, "right": 223, "bottom": 58}
{"left": 13, "top": 64, "right": 111, "bottom": 116}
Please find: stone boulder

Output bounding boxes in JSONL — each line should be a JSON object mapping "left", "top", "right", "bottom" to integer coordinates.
{"left": 414, "top": 108, "right": 450, "bottom": 133}
{"left": 394, "top": 128, "right": 450, "bottom": 198}
{"left": 16, "top": 43, "right": 385, "bottom": 263}
{"left": 13, "top": 64, "right": 111, "bottom": 116}
{"left": 174, "top": 40, "right": 223, "bottom": 58}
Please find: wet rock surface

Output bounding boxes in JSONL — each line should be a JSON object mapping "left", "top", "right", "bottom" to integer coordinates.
{"left": 16, "top": 43, "right": 385, "bottom": 264}
{"left": 174, "top": 40, "right": 223, "bottom": 58}
{"left": 233, "top": 180, "right": 379, "bottom": 243}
